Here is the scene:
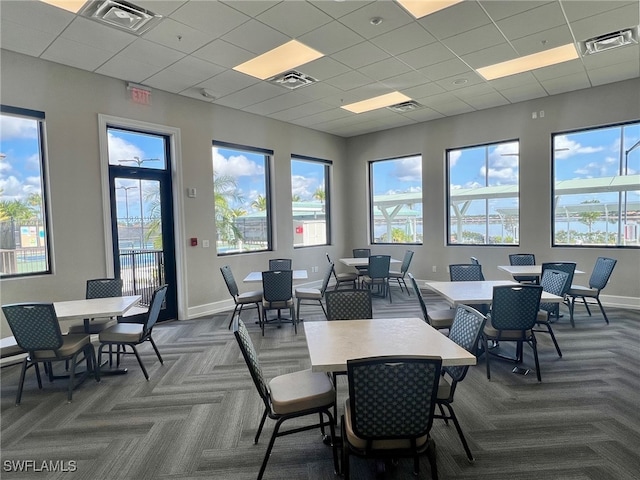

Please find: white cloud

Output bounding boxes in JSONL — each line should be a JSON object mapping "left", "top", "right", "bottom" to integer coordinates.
{"left": 0, "top": 175, "right": 27, "bottom": 199}
{"left": 394, "top": 155, "right": 422, "bottom": 182}
{"left": 449, "top": 150, "right": 462, "bottom": 167}
{"left": 291, "top": 174, "right": 316, "bottom": 199}
{"left": 212, "top": 147, "right": 264, "bottom": 177}
{"left": 107, "top": 132, "right": 144, "bottom": 164}
{"left": 0, "top": 116, "right": 38, "bottom": 140}
{"left": 554, "top": 135, "right": 604, "bottom": 159}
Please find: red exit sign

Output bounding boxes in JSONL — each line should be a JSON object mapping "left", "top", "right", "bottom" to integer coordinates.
{"left": 128, "top": 84, "right": 151, "bottom": 105}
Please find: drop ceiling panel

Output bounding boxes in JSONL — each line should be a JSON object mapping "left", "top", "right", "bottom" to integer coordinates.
{"left": 330, "top": 41, "right": 391, "bottom": 69}
{"left": 380, "top": 70, "right": 433, "bottom": 91}
{"left": 170, "top": 0, "right": 250, "bottom": 37}
{"left": 499, "top": 83, "right": 549, "bottom": 103}
{"left": 441, "top": 24, "right": 508, "bottom": 56}
{"left": 41, "top": 37, "right": 114, "bottom": 71}
{"left": 142, "top": 18, "right": 216, "bottom": 54}
{"left": 0, "top": 0, "right": 73, "bottom": 33}
{"left": 402, "top": 82, "right": 448, "bottom": 101}
{"left": 0, "top": 20, "right": 58, "bottom": 57}
{"left": 270, "top": 101, "right": 334, "bottom": 122}
{"left": 96, "top": 56, "right": 164, "bottom": 84}
{"left": 539, "top": 71, "right": 592, "bottom": 95}
{"left": 309, "top": 0, "right": 374, "bottom": 20}
{"left": 531, "top": 59, "right": 585, "bottom": 81}
{"left": 192, "top": 39, "right": 254, "bottom": 69}
{"left": 322, "top": 70, "right": 375, "bottom": 91}
{"left": 358, "top": 57, "right": 413, "bottom": 81}
{"left": 198, "top": 70, "right": 260, "bottom": 98}
{"left": 213, "top": 82, "right": 285, "bottom": 110}
{"left": 221, "top": 19, "right": 289, "bottom": 55}
{"left": 422, "top": 59, "right": 476, "bottom": 83}
{"left": 463, "top": 91, "right": 510, "bottom": 110}
{"left": 336, "top": 1, "right": 413, "bottom": 39}
{"left": 298, "top": 20, "right": 365, "bottom": 56}
{"left": 221, "top": 0, "right": 280, "bottom": 18}
{"left": 587, "top": 58, "right": 640, "bottom": 86}
{"left": 479, "top": 1, "right": 552, "bottom": 21}
{"left": 146, "top": 57, "right": 225, "bottom": 93}
{"left": 297, "top": 57, "right": 351, "bottom": 81}
{"left": 418, "top": 1, "right": 493, "bottom": 40}
{"left": 369, "top": 22, "right": 437, "bottom": 55}
{"left": 61, "top": 17, "right": 136, "bottom": 53}
{"left": 560, "top": 0, "right": 637, "bottom": 22}
{"left": 568, "top": 4, "right": 640, "bottom": 41}
{"left": 255, "top": 1, "right": 333, "bottom": 38}
{"left": 497, "top": 2, "right": 567, "bottom": 41}
{"left": 461, "top": 43, "right": 518, "bottom": 69}
{"left": 510, "top": 24, "right": 574, "bottom": 56}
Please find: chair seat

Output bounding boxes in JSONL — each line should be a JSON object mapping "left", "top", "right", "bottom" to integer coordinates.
{"left": 388, "top": 271, "right": 403, "bottom": 278}
{"left": 99, "top": 323, "right": 144, "bottom": 343}
{"left": 344, "top": 399, "right": 429, "bottom": 450}
{"left": 238, "top": 290, "right": 263, "bottom": 303}
{"left": 269, "top": 369, "right": 335, "bottom": 415}
{"left": 262, "top": 298, "right": 293, "bottom": 309}
{"left": 567, "top": 285, "right": 597, "bottom": 297}
{"left": 362, "top": 276, "right": 385, "bottom": 284}
{"left": 483, "top": 324, "right": 532, "bottom": 340}
{"left": 294, "top": 287, "right": 322, "bottom": 300}
{"left": 32, "top": 334, "right": 91, "bottom": 360}
{"left": 436, "top": 375, "right": 452, "bottom": 400}
{"left": 428, "top": 309, "right": 456, "bottom": 329}
{"left": 67, "top": 318, "right": 117, "bottom": 334}
{"left": 336, "top": 272, "right": 358, "bottom": 281}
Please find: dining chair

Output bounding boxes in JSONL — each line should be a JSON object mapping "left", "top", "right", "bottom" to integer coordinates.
{"left": 268, "top": 258, "right": 292, "bottom": 271}
{"left": 434, "top": 304, "right": 486, "bottom": 462}
{"left": 352, "top": 248, "right": 370, "bottom": 284}
{"left": 483, "top": 284, "right": 543, "bottom": 381}
{"left": 220, "top": 265, "right": 262, "bottom": 329}
{"left": 508, "top": 253, "right": 538, "bottom": 283}
{"left": 362, "top": 254, "right": 392, "bottom": 302}
{"left": 470, "top": 256, "right": 480, "bottom": 265}
{"left": 408, "top": 273, "right": 455, "bottom": 330}
{"left": 341, "top": 355, "right": 442, "bottom": 480}
{"left": 566, "top": 257, "right": 617, "bottom": 327}
{"left": 540, "top": 261, "right": 576, "bottom": 317}
{"left": 97, "top": 284, "right": 167, "bottom": 380}
{"left": 295, "top": 261, "right": 332, "bottom": 322}
{"left": 326, "top": 253, "right": 357, "bottom": 289}
{"left": 535, "top": 269, "right": 570, "bottom": 357}
{"left": 2, "top": 302, "right": 99, "bottom": 405}
{"left": 66, "top": 278, "right": 123, "bottom": 334}
{"left": 449, "top": 263, "right": 484, "bottom": 281}
{"left": 389, "top": 249, "right": 414, "bottom": 295}
{"left": 233, "top": 317, "right": 338, "bottom": 480}
{"left": 261, "top": 270, "right": 296, "bottom": 335}
{"left": 325, "top": 289, "right": 373, "bottom": 320}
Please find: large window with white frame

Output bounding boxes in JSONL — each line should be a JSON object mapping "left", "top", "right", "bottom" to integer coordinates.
{"left": 0, "top": 106, "right": 52, "bottom": 277}
{"left": 552, "top": 121, "right": 640, "bottom": 247}
{"left": 291, "top": 155, "right": 331, "bottom": 247}
{"left": 212, "top": 141, "right": 272, "bottom": 255}
{"left": 447, "top": 140, "right": 520, "bottom": 245}
{"left": 369, "top": 155, "right": 423, "bottom": 244}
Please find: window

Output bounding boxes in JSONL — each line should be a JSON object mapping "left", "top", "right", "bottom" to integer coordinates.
{"left": 291, "top": 155, "right": 331, "bottom": 247}
{"left": 0, "top": 106, "right": 51, "bottom": 277}
{"left": 447, "top": 140, "right": 520, "bottom": 245}
{"left": 212, "top": 141, "right": 272, "bottom": 254}
{"left": 369, "top": 155, "right": 423, "bottom": 244}
{"left": 552, "top": 121, "right": 640, "bottom": 247}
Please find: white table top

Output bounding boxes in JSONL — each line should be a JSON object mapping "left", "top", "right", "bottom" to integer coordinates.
{"left": 424, "top": 280, "right": 563, "bottom": 306}
{"left": 305, "top": 317, "right": 476, "bottom": 372}
{"left": 498, "top": 265, "right": 584, "bottom": 276}
{"left": 54, "top": 295, "right": 142, "bottom": 321}
{"left": 243, "top": 270, "right": 308, "bottom": 283}
{"left": 338, "top": 257, "right": 401, "bottom": 267}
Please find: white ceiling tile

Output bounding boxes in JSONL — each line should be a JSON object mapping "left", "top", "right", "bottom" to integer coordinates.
{"left": 452, "top": 83, "right": 500, "bottom": 101}
{"left": 198, "top": 70, "right": 260, "bottom": 98}
{"left": 421, "top": 59, "right": 475, "bottom": 83}
{"left": 461, "top": 91, "right": 510, "bottom": 110}
{"left": 433, "top": 71, "right": 485, "bottom": 91}
{"left": 294, "top": 81, "right": 344, "bottom": 101}
{"left": 116, "top": 39, "right": 185, "bottom": 69}
{"left": 497, "top": 2, "right": 567, "bottom": 41}
{"left": 0, "top": 0, "right": 73, "bottom": 34}
{"left": 511, "top": 24, "right": 574, "bottom": 56}
{"left": 96, "top": 56, "right": 162, "bottom": 84}
{"left": 462, "top": 43, "right": 518, "bottom": 69}
{"left": 61, "top": 17, "right": 136, "bottom": 53}
{"left": 369, "top": 21, "right": 436, "bottom": 55}
{"left": 336, "top": 1, "right": 413, "bottom": 39}
{"left": 569, "top": 4, "right": 640, "bottom": 42}
{"left": 243, "top": 90, "right": 313, "bottom": 116}
{"left": 298, "top": 20, "right": 364, "bottom": 56}
{"left": 397, "top": 42, "right": 457, "bottom": 70}
{"left": 171, "top": 1, "right": 250, "bottom": 36}
{"left": 221, "top": 0, "right": 281, "bottom": 17}
{"left": 297, "top": 57, "right": 351, "bottom": 81}
{"left": 587, "top": 58, "right": 640, "bottom": 86}
{"left": 539, "top": 71, "right": 592, "bottom": 95}
{"left": 255, "top": 1, "right": 333, "bottom": 38}
{"left": 323, "top": 70, "right": 375, "bottom": 91}
{"left": 499, "top": 82, "right": 548, "bottom": 103}
{"left": 487, "top": 71, "right": 540, "bottom": 90}
{"left": 561, "top": 0, "right": 637, "bottom": 22}
{"left": 41, "top": 37, "right": 114, "bottom": 71}
{"left": 380, "top": 70, "right": 433, "bottom": 91}
{"left": 582, "top": 44, "right": 640, "bottom": 70}
{"left": 330, "top": 41, "right": 390, "bottom": 69}
{"left": 402, "top": 82, "right": 448, "bottom": 101}
{"left": 0, "top": 20, "right": 56, "bottom": 57}
{"left": 480, "top": 1, "right": 552, "bottom": 21}
{"left": 142, "top": 18, "right": 216, "bottom": 54}
{"left": 531, "top": 59, "right": 585, "bottom": 81}
{"left": 135, "top": 1, "right": 188, "bottom": 16}
{"left": 309, "top": 0, "right": 375, "bottom": 20}
{"left": 146, "top": 57, "right": 225, "bottom": 93}
{"left": 418, "top": 1, "right": 493, "bottom": 39}
{"left": 429, "top": 99, "right": 476, "bottom": 116}
{"left": 270, "top": 100, "right": 334, "bottom": 122}
{"left": 358, "top": 57, "right": 413, "bottom": 81}
{"left": 401, "top": 106, "right": 445, "bottom": 122}
{"left": 192, "top": 39, "right": 254, "bottom": 68}
{"left": 441, "top": 24, "right": 507, "bottom": 56}
{"left": 221, "top": 19, "right": 289, "bottom": 55}
{"left": 215, "top": 82, "right": 286, "bottom": 110}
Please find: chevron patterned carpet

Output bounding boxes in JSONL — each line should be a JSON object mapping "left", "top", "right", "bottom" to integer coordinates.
{"left": 1, "top": 284, "right": 639, "bottom": 480}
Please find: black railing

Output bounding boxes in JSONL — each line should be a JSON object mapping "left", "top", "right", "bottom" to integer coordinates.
{"left": 119, "top": 249, "right": 164, "bottom": 307}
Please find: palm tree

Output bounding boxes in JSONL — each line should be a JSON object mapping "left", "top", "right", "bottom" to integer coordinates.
{"left": 214, "top": 175, "right": 245, "bottom": 244}
{"left": 292, "top": 194, "right": 301, "bottom": 202}
{"left": 251, "top": 194, "right": 267, "bottom": 211}
{"left": 313, "top": 187, "right": 325, "bottom": 203}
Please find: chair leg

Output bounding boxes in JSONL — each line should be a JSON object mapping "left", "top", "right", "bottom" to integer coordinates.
{"left": 545, "top": 323, "right": 562, "bottom": 357}
{"left": 88, "top": 345, "right": 100, "bottom": 382}
{"left": 296, "top": 298, "right": 302, "bottom": 323}
{"left": 443, "top": 402, "right": 474, "bottom": 462}
{"left": 341, "top": 417, "right": 350, "bottom": 480}
{"left": 596, "top": 297, "right": 609, "bottom": 324}
{"left": 319, "top": 300, "right": 327, "bottom": 320}
{"left": 15, "top": 358, "right": 29, "bottom": 406}
{"left": 148, "top": 337, "right": 163, "bottom": 364}
{"left": 34, "top": 362, "right": 43, "bottom": 390}
{"left": 257, "top": 417, "right": 285, "bottom": 480}
{"left": 130, "top": 345, "right": 149, "bottom": 380}
{"left": 484, "top": 336, "right": 491, "bottom": 380}
{"left": 67, "top": 352, "right": 79, "bottom": 403}
{"left": 426, "top": 438, "right": 438, "bottom": 480}
{"left": 255, "top": 407, "right": 269, "bottom": 444}
{"left": 530, "top": 335, "right": 541, "bottom": 382}
{"left": 582, "top": 296, "right": 592, "bottom": 316}
{"left": 569, "top": 297, "right": 576, "bottom": 327}
{"left": 228, "top": 305, "right": 240, "bottom": 329}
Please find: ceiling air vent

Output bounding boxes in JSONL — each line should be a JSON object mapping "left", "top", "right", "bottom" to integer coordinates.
{"left": 581, "top": 27, "right": 638, "bottom": 55}
{"left": 270, "top": 71, "right": 317, "bottom": 90}
{"left": 386, "top": 101, "right": 423, "bottom": 113}
{"left": 80, "top": 0, "right": 162, "bottom": 35}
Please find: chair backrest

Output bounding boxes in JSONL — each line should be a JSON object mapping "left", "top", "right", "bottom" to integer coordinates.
{"left": 490, "top": 285, "right": 542, "bottom": 331}
{"left": 541, "top": 262, "right": 575, "bottom": 296}
{"left": 539, "top": 269, "right": 569, "bottom": 314}
{"left": 509, "top": 253, "right": 536, "bottom": 266}
{"left": 449, "top": 264, "right": 484, "bottom": 281}
{"left": 347, "top": 356, "right": 442, "bottom": 441}
{"left": 408, "top": 273, "right": 429, "bottom": 324}
{"left": 2, "top": 303, "right": 64, "bottom": 354}
{"left": 220, "top": 265, "right": 239, "bottom": 297}
{"left": 352, "top": 248, "right": 370, "bottom": 258}
{"left": 145, "top": 284, "right": 168, "bottom": 333}
{"left": 269, "top": 258, "right": 292, "bottom": 271}
{"left": 367, "top": 255, "right": 391, "bottom": 279}
{"left": 470, "top": 256, "right": 480, "bottom": 265}
{"left": 399, "top": 250, "right": 414, "bottom": 274}
{"left": 233, "top": 317, "right": 269, "bottom": 407}
{"left": 445, "top": 305, "right": 487, "bottom": 382}
{"left": 325, "top": 289, "right": 372, "bottom": 320}
{"left": 262, "top": 270, "right": 293, "bottom": 303}
{"left": 320, "top": 262, "right": 334, "bottom": 295}
{"left": 86, "top": 278, "right": 123, "bottom": 299}
{"left": 589, "top": 257, "right": 617, "bottom": 291}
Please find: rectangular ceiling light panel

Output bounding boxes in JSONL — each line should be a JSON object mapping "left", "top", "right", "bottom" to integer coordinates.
{"left": 477, "top": 44, "right": 579, "bottom": 81}
{"left": 234, "top": 40, "right": 324, "bottom": 80}
{"left": 342, "top": 92, "right": 412, "bottom": 114}
{"left": 40, "top": 0, "right": 87, "bottom": 13}
{"left": 396, "top": 0, "right": 463, "bottom": 19}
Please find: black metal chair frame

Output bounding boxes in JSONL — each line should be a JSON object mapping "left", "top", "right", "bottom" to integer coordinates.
{"left": 508, "top": 253, "right": 538, "bottom": 283}
{"left": 295, "top": 261, "right": 332, "bottom": 322}
{"left": 362, "top": 255, "right": 392, "bottom": 303}
{"left": 534, "top": 269, "right": 570, "bottom": 357}
{"left": 268, "top": 258, "right": 292, "bottom": 271}
{"left": 389, "top": 249, "right": 414, "bottom": 295}
{"left": 567, "top": 257, "right": 617, "bottom": 327}
{"left": 220, "top": 265, "right": 261, "bottom": 329}
{"left": 326, "top": 253, "right": 357, "bottom": 290}
{"left": 261, "top": 270, "right": 296, "bottom": 335}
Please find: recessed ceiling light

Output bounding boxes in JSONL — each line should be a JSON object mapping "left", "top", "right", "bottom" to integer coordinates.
{"left": 370, "top": 17, "right": 383, "bottom": 26}
{"left": 452, "top": 78, "right": 468, "bottom": 85}
{"left": 477, "top": 44, "right": 579, "bottom": 81}
{"left": 396, "top": 0, "right": 463, "bottom": 19}
{"left": 341, "top": 92, "right": 412, "bottom": 114}
{"left": 233, "top": 40, "right": 324, "bottom": 81}
{"left": 40, "top": 0, "right": 87, "bottom": 13}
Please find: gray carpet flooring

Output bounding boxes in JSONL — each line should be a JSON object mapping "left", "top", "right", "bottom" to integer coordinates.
{"left": 1, "top": 284, "right": 639, "bottom": 480}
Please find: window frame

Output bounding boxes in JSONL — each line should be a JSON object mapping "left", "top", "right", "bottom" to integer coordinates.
{"left": 368, "top": 154, "right": 423, "bottom": 245}
{"left": 212, "top": 140, "right": 273, "bottom": 256}
{"left": 551, "top": 120, "right": 640, "bottom": 249}
{"left": 446, "top": 138, "right": 520, "bottom": 247}
{"left": 291, "top": 154, "right": 332, "bottom": 248}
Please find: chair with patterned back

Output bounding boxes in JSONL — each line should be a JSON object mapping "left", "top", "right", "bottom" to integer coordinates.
{"left": 295, "top": 261, "right": 333, "bottom": 322}
{"left": 362, "top": 255, "right": 392, "bottom": 302}
{"left": 2, "top": 303, "right": 99, "bottom": 404}
{"left": 342, "top": 356, "right": 442, "bottom": 479}
{"left": 352, "top": 248, "right": 371, "bottom": 284}
{"left": 566, "top": 257, "right": 617, "bottom": 327}
{"left": 325, "top": 289, "right": 373, "bottom": 321}
{"left": 449, "top": 263, "right": 484, "bottom": 281}
{"left": 66, "top": 278, "right": 123, "bottom": 334}
{"left": 261, "top": 270, "right": 296, "bottom": 335}
{"left": 535, "top": 269, "right": 570, "bottom": 357}
{"left": 508, "top": 253, "right": 538, "bottom": 283}
{"left": 389, "top": 250, "right": 414, "bottom": 295}
{"left": 268, "top": 258, "right": 292, "bottom": 271}
{"left": 408, "top": 273, "right": 455, "bottom": 330}
{"left": 483, "top": 284, "right": 543, "bottom": 381}
{"left": 326, "top": 253, "right": 357, "bottom": 289}
{"left": 434, "top": 305, "right": 486, "bottom": 461}
{"left": 220, "top": 265, "right": 262, "bottom": 329}
{"left": 233, "top": 317, "right": 338, "bottom": 480}
{"left": 97, "top": 284, "right": 167, "bottom": 380}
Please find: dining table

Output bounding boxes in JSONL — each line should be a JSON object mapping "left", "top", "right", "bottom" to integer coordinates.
{"left": 243, "top": 270, "right": 308, "bottom": 283}
{"left": 497, "top": 265, "right": 584, "bottom": 278}
{"left": 338, "top": 257, "right": 402, "bottom": 268}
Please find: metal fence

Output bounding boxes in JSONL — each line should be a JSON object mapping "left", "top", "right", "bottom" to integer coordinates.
{"left": 119, "top": 249, "right": 165, "bottom": 307}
